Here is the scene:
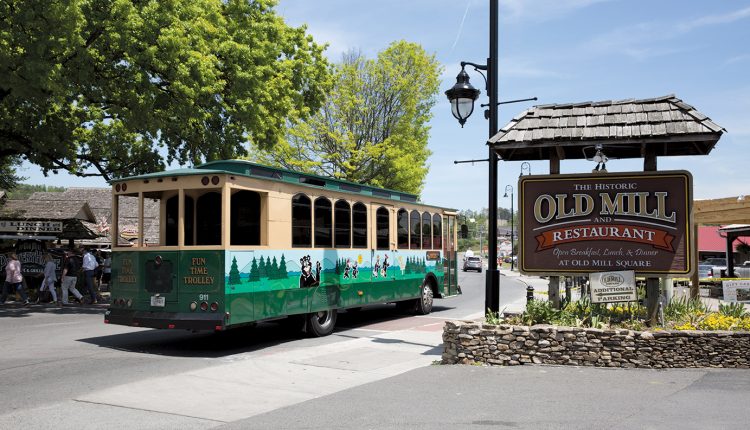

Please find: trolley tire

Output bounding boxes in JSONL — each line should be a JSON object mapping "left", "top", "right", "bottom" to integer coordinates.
{"left": 306, "top": 309, "right": 337, "bottom": 337}
{"left": 414, "top": 280, "right": 434, "bottom": 315}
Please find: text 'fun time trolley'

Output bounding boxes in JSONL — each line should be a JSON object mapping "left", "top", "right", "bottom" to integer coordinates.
{"left": 104, "top": 160, "right": 460, "bottom": 336}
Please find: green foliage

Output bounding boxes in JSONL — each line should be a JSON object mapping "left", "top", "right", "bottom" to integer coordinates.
{"left": 0, "top": 157, "right": 23, "bottom": 191}
{"left": 719, "top": 302, "right": 748, "bottom": 318}
{"left": 522, "top": 300, "right": 560, "bottom": 326}
{"left": 5, "top": 183, "right": 66, "bottom": 199}
{"left": 664, "top": 296, "right": 708, "bottom": 322}
{"left": 252, "top": 41, "right": 442, "bottom": 194}
{"left": 485, "top": 308, "right": 502, "bottom": 325}
{"left": 504, "top": 295, "right": 749, "bottom": 332}
{"left": 0, "top": 0, "right": 331, "bottom": 181}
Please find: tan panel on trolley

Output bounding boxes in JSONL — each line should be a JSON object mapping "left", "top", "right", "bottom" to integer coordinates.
{"left": 113, "top": 172, "right": 451, "bottom": 251}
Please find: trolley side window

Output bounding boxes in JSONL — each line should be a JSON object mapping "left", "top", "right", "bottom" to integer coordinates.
{"left": 376, "top": 207, "right": 390, "bottom": 250}
{"left": 196, "top": 192, "right": 222, "bottom": 245}
{"left": 314, "top": 197, "right": 332, "bottom": 248}
{"left": 231, "top": 190, "right": 261, "bottom": 246}
{"left": 422, "top": 212, "right": 432, "bottom": 249}
{"left": 409, "top": 210, "right": 421, "bottom": 249}
{"left": 397, "top": 209, "right": 409, "bottom": 249}
{"left": 352, "top": 202, "right": 367, "bottom": 248}
{"left": 432, "top": 214, "right": 442, "bottom": 250}
{"left": 334, "top": 200, "right": 351, "bottom": 248}
{"left": 292, "top": 194, "right": 312, "bottom": 247}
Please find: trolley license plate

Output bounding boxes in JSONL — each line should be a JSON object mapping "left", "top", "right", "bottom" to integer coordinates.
{"left": 150, "top": 296, "right": 165, "bottom": 307}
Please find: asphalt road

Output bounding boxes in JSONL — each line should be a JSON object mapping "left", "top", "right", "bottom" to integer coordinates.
{"left": 0, "top": 269, "right": 521, "bottom": 429}
{"left": 8, "top": 270, "right": 745, "bottom": 430}
{"left": 220, "top": 364, "right": 750, "bottom": 430}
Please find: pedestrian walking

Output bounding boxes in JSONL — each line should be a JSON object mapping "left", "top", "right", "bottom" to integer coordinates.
{"left": 1, "top": 252, "right": 29, "bottom": 305}
{"left": 82, "top": 248, "right": 99, "bottom": 304}
{"left": 38, "top": 253, "right": 60, "bottom": 306}
{"left": 60, "top": 249, "right": 84, "bottom": 305}
{"left": 101, "top": 251, "right": 111, "bottom": 289}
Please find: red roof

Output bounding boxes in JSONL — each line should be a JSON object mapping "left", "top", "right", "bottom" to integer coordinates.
{"left": 698, "top": 226, "right": 749, "bottom": 252}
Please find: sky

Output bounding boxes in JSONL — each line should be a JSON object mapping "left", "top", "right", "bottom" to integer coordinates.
{"left": 19, "top": 0, "right": 750, "bottom": 212}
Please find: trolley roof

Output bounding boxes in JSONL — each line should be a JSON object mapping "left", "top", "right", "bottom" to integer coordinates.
{"left": 111, "top": 159, "right": 453, "bottom": 210}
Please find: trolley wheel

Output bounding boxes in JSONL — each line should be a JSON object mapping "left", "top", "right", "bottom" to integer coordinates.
{"left": 414, "top": 280, "right": 434, "bottom": 315}
{"left": 306, "top": 309, "right": 337, "bottom": 337}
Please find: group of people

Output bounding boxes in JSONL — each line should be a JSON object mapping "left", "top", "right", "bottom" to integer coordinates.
{"left": 1, "top": 248, "right": 111, "bottom": 306}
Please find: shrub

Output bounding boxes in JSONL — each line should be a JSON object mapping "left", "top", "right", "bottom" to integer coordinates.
{"left": 718, "top": 302, "right": 748, "bottom": 318}
{"left": 664, "top": 296, "right": 707, "bottom": 322}
{"left": 522, "top": 300, "right": 559, "bottom": 326}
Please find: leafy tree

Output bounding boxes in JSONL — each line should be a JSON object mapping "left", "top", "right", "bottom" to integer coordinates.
{"left": 0, "top": 0, "right": 331, "bottom": 181}
{"left": 3, "top": 183, "right": 65, "bottom": 199}
{"left": 228, "top": 256, "right": 241, "bottom": 284}
{"left": 252, "top": 40, "right": 442, "bottom": 194}
{"left": 0, "top": 157, "right": 23, "bottom": 191}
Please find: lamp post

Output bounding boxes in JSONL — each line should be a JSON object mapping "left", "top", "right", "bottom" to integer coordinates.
{"left": 445, "top": 0, "right": 500, "bottom": 315}
{"left": 520, "top": 161, "right": 530, "bottom": 177}
{"left": 504, "top": 185, "right": 514, "bottom": 271}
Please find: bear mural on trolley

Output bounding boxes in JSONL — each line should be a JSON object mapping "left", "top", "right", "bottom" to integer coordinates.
{"left": 299, "top": 255, "right": 321, "bottom": 288}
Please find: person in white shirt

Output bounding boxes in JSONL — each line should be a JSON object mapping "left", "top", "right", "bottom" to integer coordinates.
{"left": 39, "top": 253, "right": 60, "bottom": 306}
{"left": 82, "top": 248, "right": 99, "bottom": 304}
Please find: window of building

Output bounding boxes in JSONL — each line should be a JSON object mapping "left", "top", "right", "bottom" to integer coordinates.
{"left": 397, "top": 209, "right": 409, "bottom": 249}
{"left": 352, "top": 202, "right": 367, "bottom": 248}
{"left": 196, "top": 192, "right": 222, "bottom": 245}
{"left": 433, "top": 214, "right": 442, "bottom": 250}
{"left": 314, "top": 197, "right": 332, "bottom": 248}
{"left": 231, "top": 190, "right": 261, "bottom": 245}
{"left": 410, "top": 210, "right": 421, "bottom": 249}
{"left": 376, "top": 207, "right": 390, "bottom": 250}
{"left": 422, "top": 212, "right": 432, "bottom": 249}
{"left": 334, "top": 200, "right": 351, "bottom": 248}
{"left": 292, "top": 194, "right": 312, "bottom": 247}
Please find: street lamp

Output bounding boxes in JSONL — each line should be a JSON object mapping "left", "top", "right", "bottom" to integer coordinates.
{"left": 445, "top": 0, "right": 500, "bottom": 315}
{"left": 445, "top": 68, "right": 481, "bottom": 127}
{"left": 504, "top": 185, "right": 514, "bottom": 271}
{"left": 520, "top": 161, "right": 531, "bottom": 177}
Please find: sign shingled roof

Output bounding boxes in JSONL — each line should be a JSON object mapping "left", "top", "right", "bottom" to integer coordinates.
{"left": 489, "top": 94, "right": 725, "bottom": 161}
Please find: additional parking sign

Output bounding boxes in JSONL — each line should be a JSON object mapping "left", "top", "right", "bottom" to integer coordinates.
{"left": 722, "top": 280, "right": 750, "bottom": 303}
{"left": 590, "top": 270, "right": 637, "bottom": 304}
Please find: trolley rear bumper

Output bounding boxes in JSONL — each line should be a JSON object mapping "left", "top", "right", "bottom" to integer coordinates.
{"left": 105, "top": 308, "right": 224, "bottom": 331}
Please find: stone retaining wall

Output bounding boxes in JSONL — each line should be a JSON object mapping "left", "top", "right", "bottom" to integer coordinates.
{"left": 442, "top": 321, "right": 750, "bottom": 368}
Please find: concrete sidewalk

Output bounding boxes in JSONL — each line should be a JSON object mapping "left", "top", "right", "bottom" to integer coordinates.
{"left": 72, "top": 315, "right": 446, "bottom": 424}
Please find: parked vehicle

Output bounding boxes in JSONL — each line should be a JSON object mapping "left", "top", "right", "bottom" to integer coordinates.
{"left": 734, "top": 261, "right": 750, "bottom": 278}
{"left": 698, "top": 263, "right": 713, "bottom": 279}
{"left": 463, "top": 256, "right": 483, "bottom": 273}
{"left": 703, "top": 257, "right": 728, "bottom": 278}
